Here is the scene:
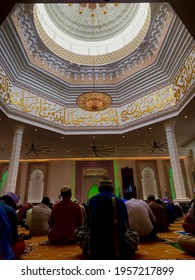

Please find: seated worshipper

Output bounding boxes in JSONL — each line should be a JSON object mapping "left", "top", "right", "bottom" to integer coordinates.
{"left": 74, "top": 199, "right": 85, "bottom": 225}
{"left": 49, "top": 202, "right": 53, "bottom": 210}
{"left": 25, "top": 207, "right": 33, "bottom": 229}
{"left": 125, "top": 192, "right": 159, "bottom": 242}
{"left": 174, "top": 203, "right": 183, "bottom": 218}
{"left": 177, "top": 202, "right": 195, "bottom": 254}
{"left": 163, "top": 199, "right": 177, "bottom": 224}
{"left": 75, "top": 178, "right": 139, "bottom": 260}
{"left": 177, "top": 235, "right": 195, "bottom": 254}
{"left": 0, "top": 192, "right": 25, "bottom": 258}
{"left": 147, "top": 194, "right": 170, "bottom": 232}
{"left": 181, "top": 201, "right": 195, "bottom": 235}
{"left": 0, "top": 205, "right": 14, "bottom": 260}
{"left": 48, "top": 186, "right": 82, "bottom": 244}
{"left": 17, "top": 203, "right": 33, "bottom": 228}
{"left": 29, "top": 197, "right": 51, "bottom": 236}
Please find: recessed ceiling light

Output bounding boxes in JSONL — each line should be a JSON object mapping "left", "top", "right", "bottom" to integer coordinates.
{"left": 184, "top": 115, "right": 188, "bottom": 119}
{"left": 149, "top": 127, "right": 152, "bottom": 130}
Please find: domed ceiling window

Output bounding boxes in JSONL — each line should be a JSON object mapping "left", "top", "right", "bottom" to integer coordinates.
{"left": 34, "top": 3, "right": 151, "bottom": 65}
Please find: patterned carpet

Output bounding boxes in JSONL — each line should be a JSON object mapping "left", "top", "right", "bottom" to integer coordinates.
{"left": 19, "top": 218, "right": 195, "bottom": 260}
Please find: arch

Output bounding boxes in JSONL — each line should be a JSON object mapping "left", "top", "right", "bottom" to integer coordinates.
{"left": 141, "top": 167, "right": 158, "bottom": 199}
{"left": 27, "top": 169, "right": 44, "bottom": 203}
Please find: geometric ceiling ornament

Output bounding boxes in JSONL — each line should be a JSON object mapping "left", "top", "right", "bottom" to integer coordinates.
{"left": 34, "top": 3, "right": 151, "bottom": 65}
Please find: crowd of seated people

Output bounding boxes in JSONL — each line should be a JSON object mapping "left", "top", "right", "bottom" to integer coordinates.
{"left": 1, "top": 184, "right": 194, "bottom": 260}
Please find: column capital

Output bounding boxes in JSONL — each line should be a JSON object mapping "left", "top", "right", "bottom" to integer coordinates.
{"left": 13, "top": 123, "right": 25, "bottom": 133}
{"left": 163, "top": 120, "right": 176, "bottom": 132}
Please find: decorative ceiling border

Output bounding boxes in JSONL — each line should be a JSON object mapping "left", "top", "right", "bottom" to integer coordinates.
{"left": 0, "top": 49, "right": 194, "bottom": 133}
{"left": 11, "top": 3, "right": 169, "bottom": 78}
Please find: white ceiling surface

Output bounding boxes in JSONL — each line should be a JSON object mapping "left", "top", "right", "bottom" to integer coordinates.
{"left": 0, "top": 2, "right": 194, "bottom": 160}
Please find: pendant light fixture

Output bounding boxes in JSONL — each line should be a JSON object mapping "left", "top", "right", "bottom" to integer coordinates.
{"left": 76, "top": 8, "right": 112, "bottom": 112}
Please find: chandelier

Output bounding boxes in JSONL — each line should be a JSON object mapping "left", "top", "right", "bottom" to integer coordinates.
{"left": 76, "top": 91, "right": 112, "bottom": 112}
{"left": 76, "top": 8, "right": 112, "bottom": 112}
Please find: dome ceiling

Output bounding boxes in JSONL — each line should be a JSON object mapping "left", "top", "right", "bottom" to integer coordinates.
{"left": 0, "top": 1, "right": 194, "bottom": 160}
{"left": 44, "top": 3, "right": 140, "bottom": 41}
{"left": 34, "top": 3, "right": 150, "bottom": 64}
{"left": 0, "top": 2, "right": 194, "bottom": 135}
{"left": 3, "top": 2, "right": 192, "bottom": 105}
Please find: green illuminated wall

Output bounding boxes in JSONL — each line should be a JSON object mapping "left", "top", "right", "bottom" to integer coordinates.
{"left": 0, "top": 170, "right": 8, "bottom": 194}
{"left": 88, "top": 184, "right": 99, "bottom": 199}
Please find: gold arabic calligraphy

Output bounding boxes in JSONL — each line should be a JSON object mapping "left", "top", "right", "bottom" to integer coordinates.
{"left": 0, "top": 49, "right": 194, "bottom": 126}
{"left": 0, "top": 70, "right": 119, "bottom": 126}
{"left": 121, "top": 50, "right": 195, "bottom": 122}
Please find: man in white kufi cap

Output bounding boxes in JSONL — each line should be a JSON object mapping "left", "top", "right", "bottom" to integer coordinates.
{"left": 48, "top": 185, "right": 82, "bottom": 244}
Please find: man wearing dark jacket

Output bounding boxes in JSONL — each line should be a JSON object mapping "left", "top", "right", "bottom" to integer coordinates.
{"left": 76, "top": 177, "right": 139, "bottom": 260}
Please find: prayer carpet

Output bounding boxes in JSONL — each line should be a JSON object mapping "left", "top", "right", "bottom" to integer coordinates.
{"left": 18, "top": 218, "right": 195, "bottom": 260}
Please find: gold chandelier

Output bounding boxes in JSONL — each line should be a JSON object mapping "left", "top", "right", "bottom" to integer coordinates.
{"left": 76, "top": 91, "right": 112, "bottom": 112}
{"left": 76, "top": 8, "right": 112, "bottom": 112}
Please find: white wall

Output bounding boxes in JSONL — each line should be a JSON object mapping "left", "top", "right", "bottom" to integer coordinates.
{"left": 15, "top": 157, "right": 195, "bottom": 204}
{"left": 46, "top": 160, "right": 76, "bottom": 203}
{"left": 43, "top": 159, "right": 138, "bottom": 201}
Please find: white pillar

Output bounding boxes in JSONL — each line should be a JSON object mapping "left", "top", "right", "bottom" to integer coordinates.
{"left": 163, "top": 120, "right": 189, "bottom": 201}
{"left": 190, "top": 147, "right": 195, "bottom": 187}
{"left": 191, "top": 147, "right": 195, "bottom": 175}
{"left": 4, "top": 124, "right": 25, "bottom": 194}
{"left": 17, "top": 162, "right": 29, "bottom": 204}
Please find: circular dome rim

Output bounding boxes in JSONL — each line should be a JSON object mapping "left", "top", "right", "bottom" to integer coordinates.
{"left": 34, "top": 3, "right": 151, "bottom": 66}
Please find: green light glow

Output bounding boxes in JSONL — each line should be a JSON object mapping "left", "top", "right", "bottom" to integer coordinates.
{"left": 0, "top": 170, "right": 8, "bottom": 193}
{"left": 114, "top": 161, "right": 119, "bottom": 197}
{"left": 88, "top": 184, "right": 99, "bottom": 199}
{"left": 169, "top": 168, "right": 176, "bottom": 200}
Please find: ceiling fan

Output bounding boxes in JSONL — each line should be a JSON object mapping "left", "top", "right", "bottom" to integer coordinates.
{"left": 84, "top": 141, "right": 116, "bottom": 157}
{"left": 140, "top": 138, "right": 168, "bottom": 153}
{"left": 25, "top": 140, "right": 51, "bottom": 155}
